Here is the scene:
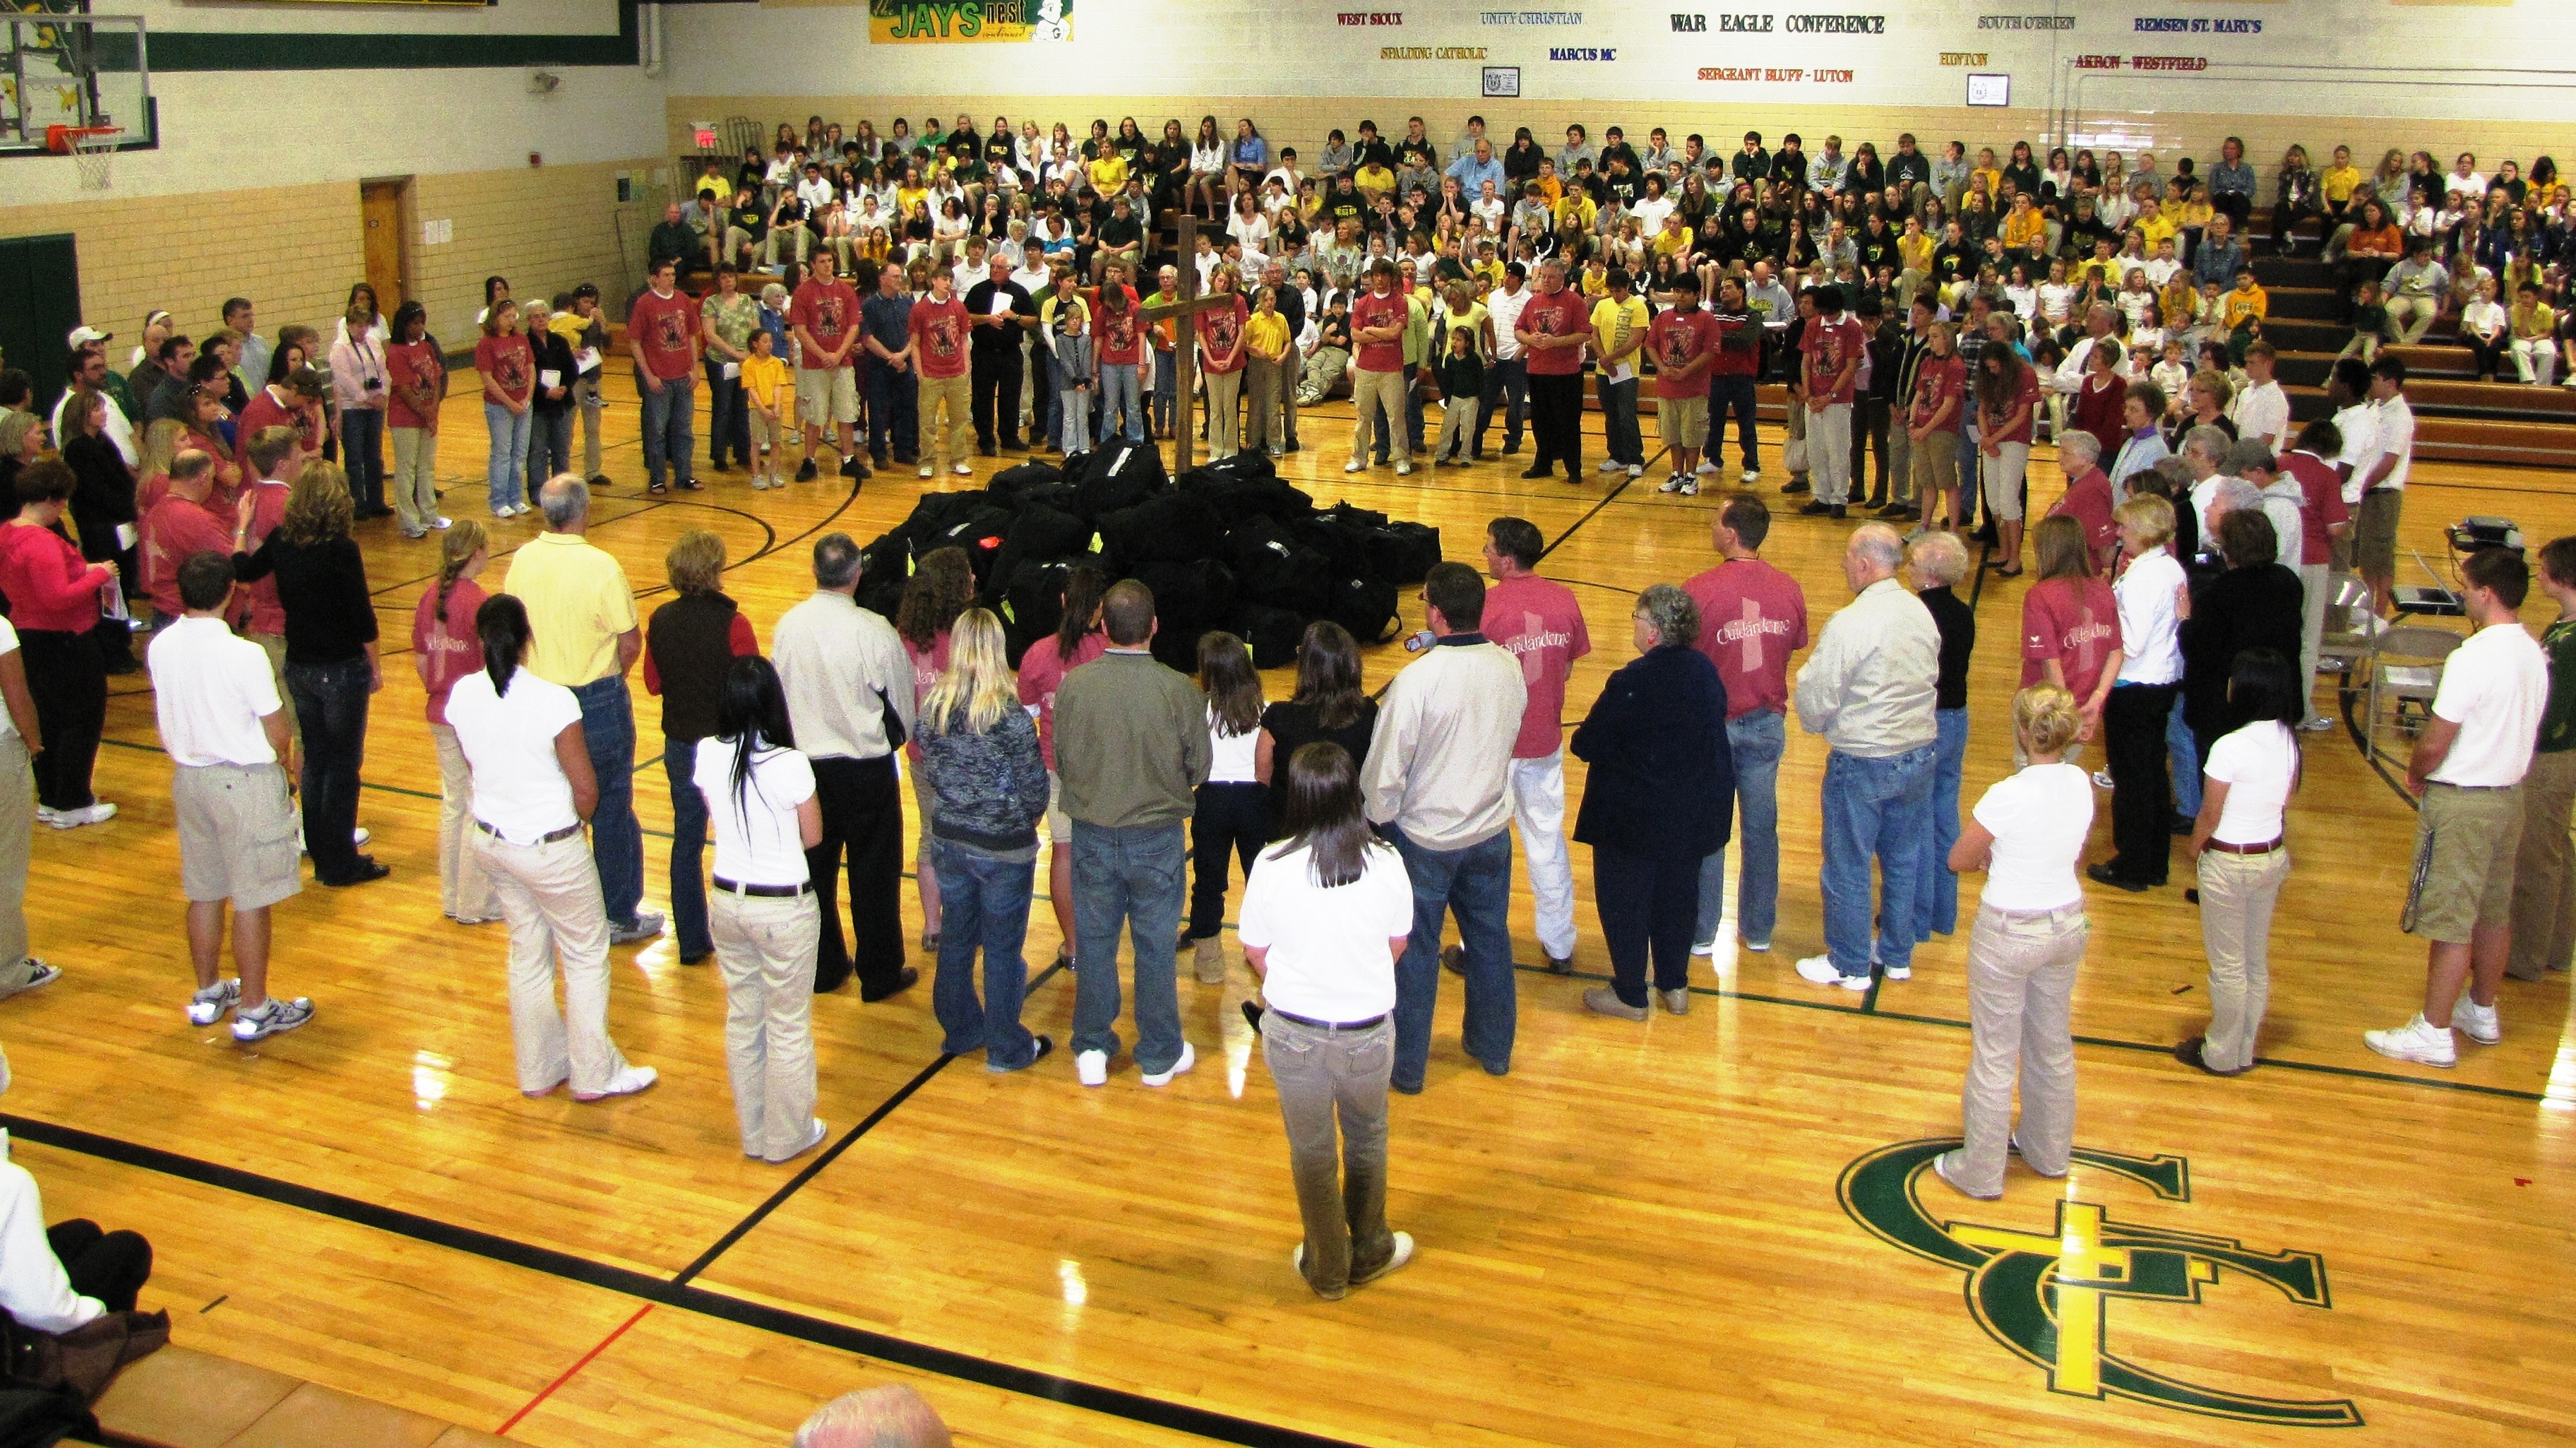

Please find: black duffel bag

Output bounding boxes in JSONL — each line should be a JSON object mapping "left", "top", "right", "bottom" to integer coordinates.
{"left": 1237, "top": 602, "right": 1305, "bottom": 670}
{"left": 1073, "top": 437, "right": 1168, "bottom": 518}
{"left": 988, "top": 460, "right": 1065, "bottom": 507}
{"left": 1326, "top": 575, "right": 1400, "bottom": 644}
{"left": 1296, "top": 511, "right": 1373, "bottom": 578}
{"left": 1225, "top": 518, "right": 1332, "bottom": 615}
{"left": 1099, "top": 492, "right": 1226, "bottom": 567}
{"left": 922, "top": 506, "right": 1015, "bottom": 586}
{"left": 1364, "top": 521, "right": 1443, "bottom": 585}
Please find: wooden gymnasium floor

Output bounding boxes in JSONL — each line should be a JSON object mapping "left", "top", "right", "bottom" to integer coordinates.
{"left": 14, "top": 369, "right": 2575, "bottom": 1447}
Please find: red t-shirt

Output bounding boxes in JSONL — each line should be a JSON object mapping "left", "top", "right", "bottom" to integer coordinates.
{"left": 628, "top": 289, "right": 700, "bottom": 381}
{"left": 2020, "top": 576, "right": 2123, "bottom": 697}
{"left": 789, "top": 279, "right": 861, "bottom": 369}
{"left": 1349, "top": 289, "right": 1410, "bottom": 374}
{"left": 387, "top": 340, "right": 443, "bottom": 429}
{"left": 2047, "top": 468, "right": 2121, "bottom": 575}
{"left": 1483, "top": 573, "right": 1591, "bottom": 759}
{"left": 909, "top": 296, "right": 971, "bottom": 380}
{"left": 139, "top": 494, "right": 233, "bottom": 622}
{"left": 1682, "top": 557, "right": 1809, "bottom": 719}
{"left": 1707, "top": 309, "right": 1763, "bottom": 378}
{"left": 412, "top": 577, "right": 489, "bottom": 727}
{"left": 1195, "top": 295, "right": 1250, "bottom": 374}
{"left": 1095, "top": 292, "right": 1145, "bottom": 365}
{"left": 1984, "top": 366, "right": 2041, "bottom": 444}
{"left": 234, "top": 478, "right": 292, "bottom": 635}
{"left": 2283, "top": 449, "right": 2350, "bottom": 566}
{"left": 232, "top": 388, "right": 317, "bottom": 477}
{"left": 1801, "top": 314, "right": 1866, "bottom": 405}
{"left": 903, "top": 631, "right": 953, "bottom": 761}
{"left": 476, "top": 335, "right": 534, "bottom": 404}
{"left": 1909, "top": 352, "right": 1967, "bottom": 432}
{"left": 1648, "top": 307, "right": 1721, "bottom": 400}
{"left": 1520, "top": 289, "right": 1589, "bottom": 376}
{"left": 1016, "top": 629, "right": 1109, "bottom": 770}
{"left": 2071, "top": 371, "right": 2127, "bottom": 460}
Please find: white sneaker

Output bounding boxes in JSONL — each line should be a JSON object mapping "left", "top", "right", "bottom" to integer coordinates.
{"left": 1741, "top": 468, "right": 1759, "bottom": 484}
{"left": 953, "top": 461, "right": 974, "bottom": 477}
{"left": 1075, "top": 1049, "right": 1109, "bottom": 1086}
{"left": 1695, "top": 459, "right": 1717, "bottom": 476}
{"left": 1626, "top": 463, "right": 1643, "bottom": 478}
{"left": 48, "top": 802, "right": 114, "bottom": 830}
{"left": 1658, "top": 473, "right": 1685, "bottom": 494}
{"left": 1742, "top": 937, "right": 1771, "bottom": 952}
{"left": 352, "top": 826, "right": 370, "bottom": 848}
{"left": 2455, "top": 999, "right": 2501, "bottom": 1045}
{"left": 431, "top": 516, "right": 453, "bottom": 530}
{"left": 573, "top": 1064, "right": 657, "bottom": 1100}
{"left": 1394, "top": 460, "right": 1413, "bottom": 476}
{"left": 2364, "top": 1013, "right": 2457, "bottom": 1067}
{"left": 1140, "top": 1040, "right": 1196, "bottom": 1086}
{"left": 1883, "top": 964, "right": 1912, "bottom": 981}
{"left": 2092, "top": 768, "right": 2116, "bottom": 790}
{"left": 1344, "top": 458, "right": 1366, "bottom": 473}
{"left": 919, "top": 463, "right": 935, "bottom": 479}
{"left": 1689, "top": 940, "right": 1715, "bottom": 957}
{"left": 231, "top": 996, "right": 314, "bottom": 1042}
{"left": 1796, "top": 954, "right": 1869, "bottom": 991}
{"left": 515, "top": 503, "right": 536, "bottom": 517}
{"left": 187, "top": 978, "right": 241, "bottom": 1026}
{"left": 1597, "top": 458, "right": 1623, "bottom": 473}
{"left": 1677, "top": 476, "right": 1699, "bottom": 496}
{"left": 32, "top": 806, "right": 55, "bottom": 826}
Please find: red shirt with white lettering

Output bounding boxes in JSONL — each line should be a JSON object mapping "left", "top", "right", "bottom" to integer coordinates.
{"left": 1520, "top": 287, "right": 1590, "bottom": 376}
{"left": 1195, "top": 293, "right": 1250, "bottom": 374}
{"left": 627, "top": 288, "right": 700, "bottom": 381}
{"left": 1909, "top": 352, "right": 1967, "bottom": 432}
{"left": 1984, "top": 364, "right": 2042, "bottom": 445}
{"left": 1682, "top": 557, "right": 1809, "bottom": 719}
{"left": 1801, "top": 314, "right": 1866, "bottom": 405}
{"left": 789, "top": 278, "right": 861, "bottom": 369}
{"left": 2020, "top": 576, "right": 2123, "bottom": 697}
{"left": 1349, "top": 289, "right": 1410, "bottom": 374}
{"left": 909, "top": 295, "right": 971, "bottom": 379}
{"left": 1095, "top": 290, "right": 1145, "bottom": 366}
{"left": 1484, "top": 572, "right": 1592, "bottom": 759}
{"left": 386, "top": 339, "right": 443, "bottom": 429}
{"left": 1649, "top": 306, "right": 1722, "bottom": 400}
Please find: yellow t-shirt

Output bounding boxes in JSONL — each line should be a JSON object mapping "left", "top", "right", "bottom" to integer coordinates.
{"left": 2136, "top": 209, "right": 2179, "bottom": 252}
{"left": 1245, "top": 310, "right": 1290, "bottom": 360}
{"left": 2002, "top": 208, "right": 2047, "bottom": 250}
{"left": 1085, "top": 154, "right": 1128, "bottom": 194}
{"left": 1898, "top": 232, "right": 1935, "bottom": 275}
{"left": 503, "top": 531, "right": 639, "bottom": 688}
{"left": 1354, "top": 165, "right": 1397, "bottom": 197}
{"left": 1589, "top": 295, "right": 1650, "bottom": 363}
{"left": 2321, "top": 165, "right": 2363, "bottom": 203}
{"left": 741, "top": 352, "right": 792, "bottom": 410}
{"left": 2221, "top": 285, "right": 2267, "bottom": 330}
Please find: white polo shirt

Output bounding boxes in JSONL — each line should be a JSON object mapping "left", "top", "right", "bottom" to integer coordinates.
{"left": 2332, "top": 401, "right": 2381, "bottom": 506}
{"left": 445, "top": 666, "right": 584, "bottom": 843}
{"left": 2113, "top": 546, "right": 2186, "bottom": 685}
{"left": 147, "top": 616, "right": 281, "bottom": 768}
{"left": 2231, "top": 379, "right": 2291, "bottom": 451}
{"left": 1486, "top": 285, "right": 1530, "bottom": 362}
{"left": 2371, "top": 393, "right": 2416, "bottom": 492}
{"left": 2428, "top": 620, "right": 2546, "bottom": 788}
{"left": 1235, "top": 841, "right": 1412, "bottom": 1022}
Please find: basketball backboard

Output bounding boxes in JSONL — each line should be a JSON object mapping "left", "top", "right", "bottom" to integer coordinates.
{"left": 1, "top": 11, "right": 155, "bottom": 156}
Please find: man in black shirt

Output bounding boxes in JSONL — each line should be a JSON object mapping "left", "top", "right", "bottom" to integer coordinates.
{"left": 1888, "top": 133, "right": 1933, "bottom": 209}
{"left": 1854, "top": 296, "right": 1904, "bottom": 509}
{"left": 1352, "top": 120, "right": 1393, "bottom": 172}
{"left": 1394, "top": 115, "right": 1438, "bottom": 173}
{"left": 963, "top": 271, "right": 1039, "bottom": 453}
{"left": 1322, "top": 174, "right": 1366, "bottom": 232}
{"left": 1772, "top": 133, "right": 1809, "bottom": 193}
{"left": 1601, "top": 155, "right": 1642, "bottom": 212}
{"left": 1732, "top": 131, "right": 1770, "bottom": 185}
{"left": 1597, "top": 126, "right": 1640, "bottom": 179}
{"left": 1092, "top": 196, "right": 1143, "bottom": 286}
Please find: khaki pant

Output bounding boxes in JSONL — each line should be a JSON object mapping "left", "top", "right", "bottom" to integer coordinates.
{"left": 1205, "top": 367, "right": 1244, "bottom": 458}
{"left": 475, "top": 827, "right": 633, "bottom": 1096}
{"left": 1434, "top": 396, "right": 1479, "bottom": 462}
{"left": 576, "top": 374, "right": 605, "bottom": 478}
{"left": 711, "top": 887, "right": 823, "bottom": 1160}
{"left": 431, "top": 723, "right": 499, "bottom": 922}
{"left": 1911, "top": 429, "right": 1960, "bottom": 516}
{"left": 2508, "top": 749, "right": 2576, "bottom": 980}
{"left": 1280, "top": 348, "right": 1302, "bottom": 443}
{"left": 0, "top": 735, "right": 28, "bottom": 967}
{"left": 2196, "top": 847, "right": 2289, "bottom": 1072}
{"left": 1244, "top": 356, "right": 1282, "bottom": 453}
{"left": 2406, "top": 781, "right": 2522, "bottom": 944}
{"left": 915, "top": 372, "right": 972, "bottom": 469}
{"left": 389, "top": 427, "right": 441, "bottom": 533}
{"left": 1955, "top": 900, "right": 2086, "bottom": 1197}
{"left": 248, "top": 631, "right": 294, "bottom": 737}
{"left": 1348, "top": 365, "right": 1409, "bottom": 465}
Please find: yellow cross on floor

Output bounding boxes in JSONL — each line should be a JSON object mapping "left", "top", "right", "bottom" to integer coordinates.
{"left": 1952, "top": 1200, "right": 2130, "bottom": 1395}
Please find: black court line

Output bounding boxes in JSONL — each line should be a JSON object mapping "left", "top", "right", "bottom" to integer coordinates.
{"left": 1537, "top": 443, "right": 1667, "bottom": 562}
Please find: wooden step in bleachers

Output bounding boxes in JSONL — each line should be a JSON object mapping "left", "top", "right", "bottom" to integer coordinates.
{"left": 94, "top": 1345, "right": 513, "bottom": 1448}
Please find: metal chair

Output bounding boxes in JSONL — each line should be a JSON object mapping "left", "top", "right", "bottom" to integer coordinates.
{"left": 2314, "top": 572, "right": 2378, "bottom": 696}
{"left": 2363, "top": 623, "right": 2463, "bottom": 763}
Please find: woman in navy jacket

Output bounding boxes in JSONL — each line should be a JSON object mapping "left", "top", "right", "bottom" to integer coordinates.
{"left": 1570, "top": 583, "right": 1733, "bottom": 1020}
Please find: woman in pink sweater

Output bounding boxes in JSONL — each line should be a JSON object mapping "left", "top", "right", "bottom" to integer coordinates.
{"left": 0, "top": 459, "right": 117, "bottom": 826}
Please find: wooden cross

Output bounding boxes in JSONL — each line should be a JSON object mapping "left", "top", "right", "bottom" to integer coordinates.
{"left": 1138, "top": 213, "right": 1239, "bottom": 474}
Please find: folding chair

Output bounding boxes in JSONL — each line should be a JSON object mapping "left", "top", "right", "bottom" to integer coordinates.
{"left": 2315, "top": 571, "right": 2378, "bottom": 696}
{"left": 2363, "top": 624, "right": 2462, "bottom": 763}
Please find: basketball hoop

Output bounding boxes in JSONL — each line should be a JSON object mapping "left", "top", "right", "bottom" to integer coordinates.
{"left": 46, "top": 124, "right": 122, "bottom": 191}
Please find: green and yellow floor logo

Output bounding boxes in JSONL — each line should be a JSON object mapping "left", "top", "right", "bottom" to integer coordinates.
{"left": 1838, "top": 1139, "right": 2362, "bottom": 1428}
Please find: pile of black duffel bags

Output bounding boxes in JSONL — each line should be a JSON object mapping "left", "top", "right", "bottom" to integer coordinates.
{"left": 857, "top": 441, "right": 1444, "bottom": 673}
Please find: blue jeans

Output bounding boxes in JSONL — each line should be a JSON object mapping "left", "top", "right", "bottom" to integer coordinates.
{"left": 1096, "top": 362, "right": 1145, "bottom": 444}
{"left": 484, "top": 403, "right": 530, "bottom": 512}
{"left": 573, "top": 676, "right": 645, "bottom": 929}
{"left": 1820, "top": 744, "right": 1936, "bottom": 978}
{"left": 525, "top": 407, "right": 571, "bottom": 501}
{"left": 868, "top": 358, "right": 919, "bottom": 460}
{"left": 1956, "top": 421, "right": 1982, "bottom": 524}
{"left": 638, "top": 368, "right": 695, "bottom": 488}
{"left": 1388, "top": 825, "right": 1517, "bottom": 1090}
{"left": 340, "top": 407, "right": 386, "bottom": 511}
{"left": 1475, "top": 355, "right": 1527, "bottom": 453}
{"left": 2166, "top": 694, "right": 2202, "bottom": 817}
{"left": 1068, "top": 821, "right": 1187, "bottom": 1073}
{"left": 664, "top": 738, "right": 711, "bottom": 961}
{"left": 930, "top": 840, "right": 1040, "bottom": 1069}
{"left": 1707, "top": 374, "right": 1760, "bottom": 470}
{"left": 1150, "top": 348, "right": 1176, "bottom": 434}
{"left": 284, "top": 655, "right": 371, "bottom": 884}
{"left": 1597, "top": 374, "right": 1642, "bottom": 465}
{"left": 1697, "top": 709, "right": 1785, "bottom": 949}
{"left": 1913, "top": 708, "right": 1969, "bottom": 942}
{"left": 703, "top": 358, "right": 749, "bottom": 468}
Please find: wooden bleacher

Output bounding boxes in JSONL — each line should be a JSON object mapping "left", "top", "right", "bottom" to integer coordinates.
{"left": 94, "top": 1346, "right": 513, "bottom": 1448}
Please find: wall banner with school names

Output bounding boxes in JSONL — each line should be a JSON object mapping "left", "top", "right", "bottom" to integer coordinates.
{"left": 867, "top": 0, "right": 1072, "bottom": 44}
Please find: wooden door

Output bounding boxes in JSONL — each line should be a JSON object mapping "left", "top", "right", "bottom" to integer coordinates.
{"left": 360, "top": 179, "right": 409, "bottom": 311}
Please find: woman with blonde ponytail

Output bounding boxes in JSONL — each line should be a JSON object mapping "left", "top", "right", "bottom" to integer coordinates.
{"left": 412, "top": 520, "right": 500, "bottom": 924}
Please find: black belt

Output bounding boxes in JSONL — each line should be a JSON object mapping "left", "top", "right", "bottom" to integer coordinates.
{"left": 1267, "top": 1008, "right": 1389, "bottom": 1033}
{"left": 477, "top": 820, "right": 584, "bottom": 845}
{"left": 713, "top": 876, "right": 813, "bottom": 898}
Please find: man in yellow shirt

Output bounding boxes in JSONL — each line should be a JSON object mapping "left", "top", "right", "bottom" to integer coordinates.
{"left": 1353, "top": 160, "right": 1398, "bottom": 201}
{"left": 503, "top": 475, "right": 659, "bottom": 945}
{"left": 1588, "top": 266, "right": 1651, "bottom": 477}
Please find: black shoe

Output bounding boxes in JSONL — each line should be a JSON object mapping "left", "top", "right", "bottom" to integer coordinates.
{"left": 1520, "top": 465, "right": 1552, "bottom": 479}
{"left": 102, "top": 655, "right": 141, "bottom": 676}
{"left": 1864, "top": 494, "right": 1888, "bottom": 509}
{"left": 1798, "top": 500, "right": 1837, "bottom": 516}
{"left": 872, "top": 453, "right": 892, "bottom": 469}
{"left": 1782, "top": 478, "right": 1811, "bottom": 494}
{"left": 324, "top": 857, "right": 392, "bottom": 887}
{"left": 1469, "top": 449, "right": 1485, "bottom": 461}
{"left": 813, "top": 961, "right": 853, "bottom": 994}
{"left": 999, "top": 438, "right": 1024, "bottom": 452}
{"left": 2087, "top": 862, "right": 2150, "bottom": 894}
{"left": 587, "top": 474, "right": 612, "bottom": 489}
{"left": 1284, "top": 439, "right": 1301, "bottom": 453}
{"left": 708, "top": 459, "right": 729, "bottom": 474}
{"left": 860, "top": 966, "right": 921, "bottom": 1003}
{"left": 2183, "top": 887, "right": 2202, "bottom": 905}
{"left": 1503, "top": 442, "right": 1522, "bottom": 456}
{"left": 2169, "top": 814, "right": 2196, "bottom": 836}
{"left": 1441, "top": 944, "right": 1465, "bottom": 976}
{"left": 1241, "top": 1000, "right": 1265, "bottom": 1033}
{"left": 795, "top": 458, "right": 818, "bottom": 482}
{"left": 978, "top": 443, "right": 998, "bottom": 457}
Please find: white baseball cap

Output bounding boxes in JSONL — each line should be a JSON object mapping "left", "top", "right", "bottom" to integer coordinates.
{"left": 66, "top": 325, "right": 112, "bottom": 349}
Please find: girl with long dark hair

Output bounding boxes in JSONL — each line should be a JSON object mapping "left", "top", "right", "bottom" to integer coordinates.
{"left": 1185, "top": 631, "right": 1268, "bottom": 985}
{"left": 2177, "top": 647, "right": 2301, "bottom": 1077}
{"left": 1015, "top": 564, "right": 1109, "bottom": 971}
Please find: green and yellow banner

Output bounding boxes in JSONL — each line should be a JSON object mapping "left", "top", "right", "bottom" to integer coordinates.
{"left": 867, "top": 0, "right": 1073, "bottom": 43}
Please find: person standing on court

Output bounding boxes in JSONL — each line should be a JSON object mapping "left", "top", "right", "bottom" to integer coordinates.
{"left": 908, "top": 264, "right": 976, "bottom": 479}
{"left": 792, "top": 250, "right": 868, "bottom": 482}
{"left": 0, "top": 610, "right": 54, "bottom": 1001}
{"left": 697, "top": 655, "right": 825, "bottom": 1161}
{"left": 1240, "top": 741, "right": 1418, "bottom": 1302}
{"left": 503, "top": 476, "right": 663, "bottom": 946}
{"left": 1476, "top": 518, "right": 1589, "bottom": 975}
{"left": 415, "top": 521, "right": 500, "bottom": 927}
{"left": 643, "top": 530, "right": 758, "bottom": 967}
{"left": 150, "top": 552, "right": 313, "bottom": 1042}
{"left": 2367, "top": 547, "right": 2547, "bottom": 1067}
{"left": 1906, "top": 532, "right": 1978, "bottom": 946}
{"left": 447, "top": 593, "right": 655, "bottom": 1102}
{"left": 0, "top": 460, "right": 116, "bottom": 831}
{"left": 1572, "top": 585, "right": 1731, "bottom": 1021}
{"left": 1682, "top": 494, "right": 1807, "bottom": 957}
{"left": 917, "top": 609, "right": 1054, "bottom": 1074}
{"left": 2176, "top": 648, "right": 2301, "bottom": 1076}
{"left": 626, "top": 259, "right": 702, "bottom": 496}
{"left": 2508, "top": 537, "right": 2576, "bottom": 983}
{"left": 1362, "top": 562, "right": 1527, "bottom": 1091}
{"left": 1515, "top": 259, "right": 1592, "bottom": 482}
{"left": 770, "top": 533, "right": 918, "bottom": 1002}
{"left": 1054, "top": 580, "right": 1210, "bottom": 1088}
{"left": 2095, "top": 494, "right": 2188, "bottom": 891}
{"left": 1588, "top": 268, "right": 1650, "bottom": 479}
{"left": 1473, "top": 261, "right": 1530, "bottom": 460}
{"left": 1792, "top": 524, "right": 1940, "bottom": 991}
{"left": 1933, "top": 684, "right": 2094, "bottom": 1200}
{"left": 1795, "top": 284, "right": 1866, "bottom": 519}
{"left": 1343, "top": 260, "right": 1413, "bottom": 478}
